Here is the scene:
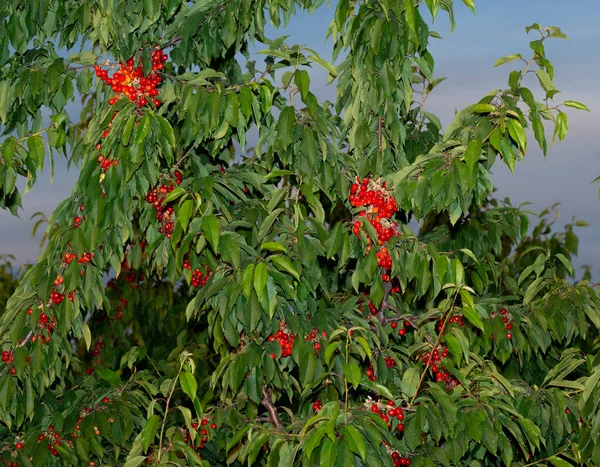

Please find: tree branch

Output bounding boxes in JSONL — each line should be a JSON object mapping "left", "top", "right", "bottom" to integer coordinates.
{"left": 261, "top": 385, "right": 283, "bottom": 429}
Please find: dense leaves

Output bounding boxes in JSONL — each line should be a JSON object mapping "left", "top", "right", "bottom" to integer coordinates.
{"left": 0, "top": 1, "right": 599, "bottom": 466}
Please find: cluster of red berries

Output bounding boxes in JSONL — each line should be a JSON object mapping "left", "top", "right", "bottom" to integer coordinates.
{"left": 384, "top": 356, "right": 397, "bottom": 369}
{"left": 50, "top": 287, "right": 66, "bottom": 305}
{"left": 438, "top": 314, "right": 464, "bottom": 333}
{"left": 304, "top": 328, "right": 327, "bottom": 351}
{"left": 94, "top": 47, "right": 167, "bottom": 108}
{"left": 146, "top": 172, "right": 183, "bottom": 239}
{"left": 32, "top": 311, "right": 57, "bottom": 344}
{"left": 390, "top": 320, "right": 410, "bottom": 337}
{"left": 421, "top": 346, "right": 459, "bottom": 389}
{"left": 312, "top": 399, "right": 322, "bottom": 412}
{"left": 183, "top": 260, "right": 212, "bottom": 287}
{"left": 41, "top": 425, "right": 64, "bottom": 457}
{"left": 1, "top": 349, "right": 16, "bottom": 374}
{"left": 85, "top": 337, "right": 106, "bottom": 374}
{"left": 63, "top": 251, "right": 94, "bottom": 265}
{"left": 366, "top": 398, "right": 405, "bottom": 431}
{"left": 72, "top": 203, "right": 86, "bottom": 228}
{"left": 390, "top": 452, "right": 412, "bottom": 466}
{"left": 186, "top": 417, "right": 218, "bottom": 452}
{"left": 381, "top": 439, "right": 412, "bottom": 466}
{"left": 500, "top": 307, "right": 513, "bottom": 339}
{"left": 268, "top": 323, "right": 295, "bottom": 358}
{"left": 349, "top": 177, "right": 400, "bottom": 270}
{"left": 365, "top": 362, "right": 377, "bottom": 381}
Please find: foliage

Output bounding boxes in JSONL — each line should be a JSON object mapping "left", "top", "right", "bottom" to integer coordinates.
{"left": 0, "top": 255, "right": 18, "bottom": 313}
{"left": 0, "top": 1, "right": 599, "bottom": 466}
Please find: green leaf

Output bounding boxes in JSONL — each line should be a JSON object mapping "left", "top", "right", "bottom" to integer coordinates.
{"left": 122, "top": 115, "right": 136, "bottom": 146}
{"left": 123, "top": 456, "right": 147, "bottom": 467}
{"left": 82, "top": 322, "right": 92, "bottom": 350}
{"left": 96, "top": 369, "right": 120, "bottom": 385}
{"left": 201, "top": 214, "right": 220, "bottom": 252}
{"left": 341, "top": 426, "right": 366, "bottom": 461}
{"left": 464, "top": 139, "right": 482, "bottom": 169}
{"left": 178, "top": 199, "right": 193, "bottom": 232}
{"left": 517, "top": 417, "right": 541, "bottom": 450}
{"left": 583, "top": 368, "right": 600, "bottom": 402}
{"left": 260, "top": 242, "right": 287, "bottom": 253}
{"left": 536, "top": 69, "right": 555, "bottom": 92}
{"left": 179, "top": 370, "right": 198, "bottom": 401}
{"left": 462, "top": 306, "right": 484, "bottom": 331}
{"left": 277, "top": 107, "right": 296, "bottom": 149}
{"left": 134, "top": 116, "right": 151, "bottom": 146}
{"left": 472, "top": 104, "right": 496, "bottom": 113}
{"left": 494, "top": 54, "right": 522, "bottom": 67}
{"left": 156, "top": 115, "right": 176, "bottom": 148}
{"left": 461, "top": 0, "right": 475, "bottom": 12}
{"left": 140, "top": 415, "right": 160, "bottom": 454}
{"left": 241, "top": 264, "right": 255, "bottom": 298}
{"left": 563, "top": 100, "right": 589, "bottom": 111}
{"left": 254, "top": 262, "right": 268, "bottom": 300}
{"left": 548, "top": 456, "right": 574, "bottom": 467}
{"left": 220, "top": 233, "right": 241, "bottom": 268}
{"left": 401, "top": 367, "right": 420, "bottom": 398}
{"left": 270, "top": 255, "right": 299, "bottom": 280}
{"left": 507, "top": 119, "right": 527, "bottom": 152}
{"left": 343, "top": 362, "right": 361, "bottom": 389}
{"left": 555, "top": 111, "right": 568, "bottom": 142}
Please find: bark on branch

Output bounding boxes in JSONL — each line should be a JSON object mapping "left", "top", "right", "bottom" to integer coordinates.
{"left": 261, "top": 385, "right": 283, "bottom": 429}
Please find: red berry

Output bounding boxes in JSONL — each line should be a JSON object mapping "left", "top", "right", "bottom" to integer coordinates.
{"left": 391, "top": 322, "right": 397, "bottom": 329}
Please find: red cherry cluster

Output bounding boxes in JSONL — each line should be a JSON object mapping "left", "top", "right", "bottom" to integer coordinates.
{"left": 304, "top": 328, "right": 326, "bottom": 351}
{"left": 41, "top": 425, "right": 62, "bottom": 457}
{"left": 32, "top": 312, "right": 57, "bottom": 344}
{"left": 500, "top": 307, "right": 513, "bottom": 339}
{"left": 381, "top": 440, "right": 411, "bottom": 466}
{"left": 366, "top": 398, "right": 404, "bottom": 430}
{"left": 85, "top": 337, "right": 105, "bottom": 374}
{"left": 50, "top": 287, "right": 66, "bottom": 305}
{"left": 188, "top": 417, "right": 218, "bottom": 451}
{"left": 390, "top": 452, "right": 412, "bottom": 466}
{"left": 312, "top": 399, "right": 322, "bottom": 412}
{"left": 63, "top": 251, "right": 94, "bottom": 265}
{"left": 438, "top": 314, "right": 464, "bottom": 333}
{"left": 391, "top": 320, "right": 410, "bottom": 337}
{"left": 146, "top": 173, "right": 183, "bottom": 239}
{"left": 384, "top": 355, "right": 396, "bottom": 369}
{"left": 191, "top": 266, "right": 211, "bottom": 287}
{"left": 365, "top": 362, "right": 377, "bottom": 381}
{"left": 268, "top": 323, "right": 295, "bottom": 358}
{"left": 94, "top": 48, "right": 167, "bottom": 108}
{"left": 1, "top": 349, "right": 15, "bottom": 374}
{"left": 421, "top": 346, "right": 459, "bottom": 389}
{"left": 349, "top": 176, "right": 400, "bottom": 270}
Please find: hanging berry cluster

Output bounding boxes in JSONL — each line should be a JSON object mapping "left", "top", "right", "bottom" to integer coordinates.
{"left": 312, "top": 399, "right": 322, "bottom": 412}
{"left": 420, "top": 346, "right": 459, "bottom": 390}
{"left": 94, "top": 47, "right": 167, "bottom": 107}
{"left": 145, "top": 171, "right": 183, "bottom": 239}
{"left": 364, "top": 397, "right": 405, "bottom": 432}
{"left": 196, "top": 269, "right": 211, "bottom": 287}
{"left": 391, "top": 320, "right": 411, "bottom": 337}
{"left": 500, "top": 307, "right": 514, "bottom": 339}
{"left": 268, "top": 322, "right": 295, "bottom": 358}
{"left": 438, "top": 314, "right": 464, "bottom": 332}
{"left": 383, "top": 440, "right": 412, "bottom": 466}
{"left": 304, "top": 328, "right": 326, "bottom": 351}
{"left": 349, "top": 176, "right": 400, "bottom": 270}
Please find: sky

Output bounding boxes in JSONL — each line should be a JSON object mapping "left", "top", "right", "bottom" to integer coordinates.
{"left": 1, "top": 0, "right": 599, "bottom": 278}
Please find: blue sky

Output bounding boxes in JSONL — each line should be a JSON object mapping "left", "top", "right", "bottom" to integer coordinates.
{"left": 1, "top": 0, "right": 599, "bottom": 277}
